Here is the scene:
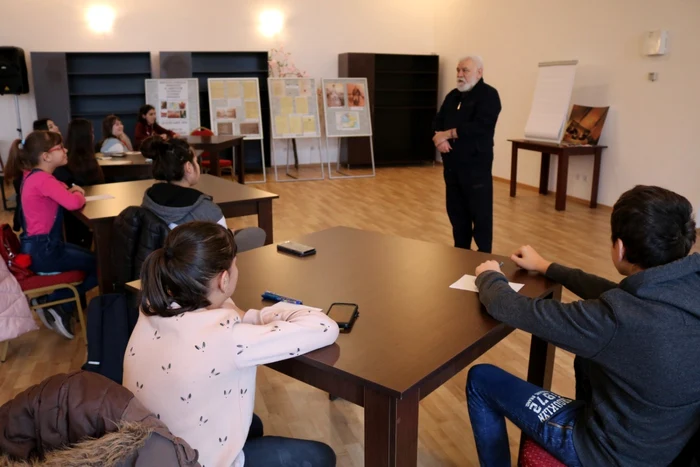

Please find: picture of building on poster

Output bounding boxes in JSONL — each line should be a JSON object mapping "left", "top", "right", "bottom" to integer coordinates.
{"left": 240, "top": 122, "right": 260, "bottom": 135}
{"left": 325, "top": 83, "right": 345, "bottom": 108}
{"left": 217, "top": 122, "right": 234, "bottom": 136}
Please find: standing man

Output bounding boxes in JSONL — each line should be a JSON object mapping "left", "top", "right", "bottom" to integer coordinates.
{"left": 434, "top": 56, "right": 501, "bottom": 253}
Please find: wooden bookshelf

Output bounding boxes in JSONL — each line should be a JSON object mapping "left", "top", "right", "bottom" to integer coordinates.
{"left": 32, "top": 52, "right": 152, "bottom": 140}
{"left": 338, "top": 53, "right": 439, "bottom": 166}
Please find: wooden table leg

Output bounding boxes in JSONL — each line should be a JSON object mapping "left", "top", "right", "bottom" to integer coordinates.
{"left": 526, "top": 335, "right": 556, "bottom": 390}
{"left": 364, "top": 387, "right": 420, "bottom": 467}
{"left": 258, "top": 199, "right": 273, "bottom": 245}
{"left": 92, "top": 220, "right": 115, "bottom": 294}
{"left": 510, "top": 144, "right": 518, "bottom": 197}
{"left": 539, "top": 153, "right": 551, "bottom": 195}
{"left": 590, "top": 149, "right": 602, "bottom": 208}
{"left": 0, "top": 340, "right": 8, "bottom": 362}
{"left": 235, "top": 141, "right": 246, "bottom": 185}
{"left": 211, "top": 151, "right": 221, "bottom": 177}
{"left": 555, "top": 153, "right": 570, "bottom": 211}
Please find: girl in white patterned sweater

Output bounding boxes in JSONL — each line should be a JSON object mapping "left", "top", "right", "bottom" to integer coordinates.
{"left": 123, "top": 222, "right": 339, "bottom": 467}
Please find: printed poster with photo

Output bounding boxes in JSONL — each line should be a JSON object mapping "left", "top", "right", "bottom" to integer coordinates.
{"left": 268, "top": 78, "right": 321, "bottom": 139}
{"left": 321, "top": 78, "right": 372, "bottom": 138}
{"left": 207, "top": 78, "right": 263, "bottom": 140}
{"left": 145, "top": 79, "right": 200, "bottom": 135}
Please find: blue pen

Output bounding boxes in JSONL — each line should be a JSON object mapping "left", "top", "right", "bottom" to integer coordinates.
{"left": 261, "top": 291, "right": 303, "bottom": 305}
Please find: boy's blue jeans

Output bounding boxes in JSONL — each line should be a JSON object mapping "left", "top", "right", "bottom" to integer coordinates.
{"left": 467, "top": 364, "right": 584, "bottom": 467}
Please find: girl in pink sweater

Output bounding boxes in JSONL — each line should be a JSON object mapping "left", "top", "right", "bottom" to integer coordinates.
{"left": 123, "top": 222, "right": 338, "bottom": 467}
{"left": 12, "top": 131, "right": 97, "bottom": 340}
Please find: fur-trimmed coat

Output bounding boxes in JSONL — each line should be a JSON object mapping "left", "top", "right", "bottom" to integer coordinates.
{"left": 0, "top": 371, "right": 200, "bottom": 467}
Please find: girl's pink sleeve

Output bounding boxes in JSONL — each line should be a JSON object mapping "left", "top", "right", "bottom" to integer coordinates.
{"left": 39, "top": 175, "right": 86, "bottom": 210}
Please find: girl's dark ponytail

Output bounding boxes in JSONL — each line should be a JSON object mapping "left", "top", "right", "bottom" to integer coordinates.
{"left": 4, "top": 131, "right": 63, "bottom": 184}
{"left": 4, "top": 139, "right": 23, "bottom": 185}
{"left": 139, "top": 221, "right": 237, "bottom": 317}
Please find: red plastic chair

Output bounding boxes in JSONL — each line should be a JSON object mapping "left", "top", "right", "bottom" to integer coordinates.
{"left": 1, "top": 270, "right": 88, "bottom": 362}
{"left": 519, "top": 438, "right": 565, "bottom": 467}
{"left": 190, "top": 127, "right": 234, "bottom": 179}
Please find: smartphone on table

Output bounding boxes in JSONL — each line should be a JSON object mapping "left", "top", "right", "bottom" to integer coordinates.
{"left": 277, "top": 241, "right": 316, "bottom": 257}
{"left": 327, "top": 303, "right": 359, "bottom": 333}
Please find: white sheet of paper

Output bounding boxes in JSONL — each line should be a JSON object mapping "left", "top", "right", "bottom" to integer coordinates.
{"left": 84, "top": 194, "right": 115, "bottom": 202}
{"left": 450, "top": 274, "right": 525, "bottom": 293}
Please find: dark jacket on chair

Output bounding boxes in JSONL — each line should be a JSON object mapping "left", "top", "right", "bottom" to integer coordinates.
{"left": 0, "top": 371, "right": 200, "bottom": 466}
{"left": 112, "top": 206, "right": 169, "bottom": 288}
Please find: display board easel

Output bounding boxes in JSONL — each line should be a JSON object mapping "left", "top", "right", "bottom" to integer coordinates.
{"left": 207, "top": 77, "right": 266, "bottom": 183}
{"left": 321, "top": 78, "right": 375, "bottom": 179}
{"left": 145, "top": 78, "right": 200, "bottom": 135}
{"left": 524, "top": 60, "right": 578, "bottom": 144}
{"left": 268, "top": 78, "right": 324, "bottom": 182}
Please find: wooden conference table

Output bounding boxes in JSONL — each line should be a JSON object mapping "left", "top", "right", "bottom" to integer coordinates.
{"left": 128, "top": 227, "right": 561, "bottom": 466}
{"left": 186, "top": 135, "right": 245, "bottom": 184}
{"left": 97, "top": 152, "right": 152, "bottom": 181}
{"left": 74, "top": 174, "right": 278, "bottom": 294}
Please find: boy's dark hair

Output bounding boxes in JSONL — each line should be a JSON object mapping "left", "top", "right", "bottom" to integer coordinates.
{"left": 137, "top": 104, "right": 155, "bottom": 125}
{"left": 140, "top": 221, "right": 237, "bottom": 317}
{"left": 33, "top": 118, "right": 51, "bottom": 131}
{"left": 611, "top": 185, "right": 696, "bottom": 269}
{"left": 147, "top": 137, "right": 195, "bottom": 182}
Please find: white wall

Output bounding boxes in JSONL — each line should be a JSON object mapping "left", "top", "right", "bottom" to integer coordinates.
{"left": 0, "top": 0, "right": 435, "bottom": 165}
{"left": 434, "top": 0, "right": 700, "bottom": 209}
{"left": 3, "top": 0, "right": 698, "bottom": 209}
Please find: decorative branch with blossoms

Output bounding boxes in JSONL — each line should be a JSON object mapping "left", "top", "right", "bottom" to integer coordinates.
{"left": 268, "top": 47, "right": 308, "bottom": 78}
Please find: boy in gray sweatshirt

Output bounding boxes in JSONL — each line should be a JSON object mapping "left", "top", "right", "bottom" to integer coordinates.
{"left": 469, "top": 185, "right": 699, "bottom": 466}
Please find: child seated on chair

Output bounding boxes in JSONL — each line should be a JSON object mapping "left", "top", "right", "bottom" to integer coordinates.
{"left": 123, "top": 221, "right": 339, "bottom": 467}
{"left": 99, "top": 115, "right": 134, "bottom": 154}
{"left": 8, "top": 131, "right": 97, "bottom": 340}
{"left": 140, "top": 136, "right": 266, "bottom": 252}
{"left": 468, "top": 185, "right": 700, "bottom": 467}
{"left": 133, "top": 104, "right": 177, "bottom": 150}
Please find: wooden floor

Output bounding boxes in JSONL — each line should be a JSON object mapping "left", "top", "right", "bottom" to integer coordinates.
{"left": 2, "top": 166, "right": 693, "bottom": 466}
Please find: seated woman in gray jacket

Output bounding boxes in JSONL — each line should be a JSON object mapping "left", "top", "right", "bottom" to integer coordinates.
{"left": 140, "top": 136, "right": 266, "bottom": 252}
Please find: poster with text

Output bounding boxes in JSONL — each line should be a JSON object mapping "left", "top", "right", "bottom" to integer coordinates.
{"left": 321, "top": 78, "right": 372, "bottom": 138}
{"left": 207, "top": 78, "right": 263, "bottom": 140}
{"left": 145, "top": 79, "right": 200, "bottom": 135}
{"left": 267, "top": 78, "right": 321, "bottom": 139}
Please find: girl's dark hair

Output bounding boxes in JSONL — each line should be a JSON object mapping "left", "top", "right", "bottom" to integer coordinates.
{"left": 4, "top": 131, "right": 63, "bottom": 184}
{"left": 146, "top": 137, "right": 195, "bottom": 182}
{"left": 99, "top": 114, "right": 122, "bottom": 148}
{"left": 66, "top": 118, "right": 104, "bottom": 185}
{"left": 140, "top": 221, "right": 238, "bottom": 317}
{"left": 33, "top": 118, "right": 51, "bottom": 131}
{"left": 137, "top": 104, "right": 155, "bottom": 125}
{"left": 611, "top": 185, "right": 696, "bottom": 269}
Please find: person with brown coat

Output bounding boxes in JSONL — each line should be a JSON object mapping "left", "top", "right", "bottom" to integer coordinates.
{"left": 0, "top": 371, "right": 200, "bottom": 466}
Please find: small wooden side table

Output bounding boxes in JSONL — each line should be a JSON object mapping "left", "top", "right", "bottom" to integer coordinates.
{"left": 508, "top": 139, "right": 606, "bottom": 211}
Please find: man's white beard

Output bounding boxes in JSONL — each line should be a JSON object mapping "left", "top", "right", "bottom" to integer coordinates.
{"left": 457, "top": 78, "right": 476, "bottom": 92}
